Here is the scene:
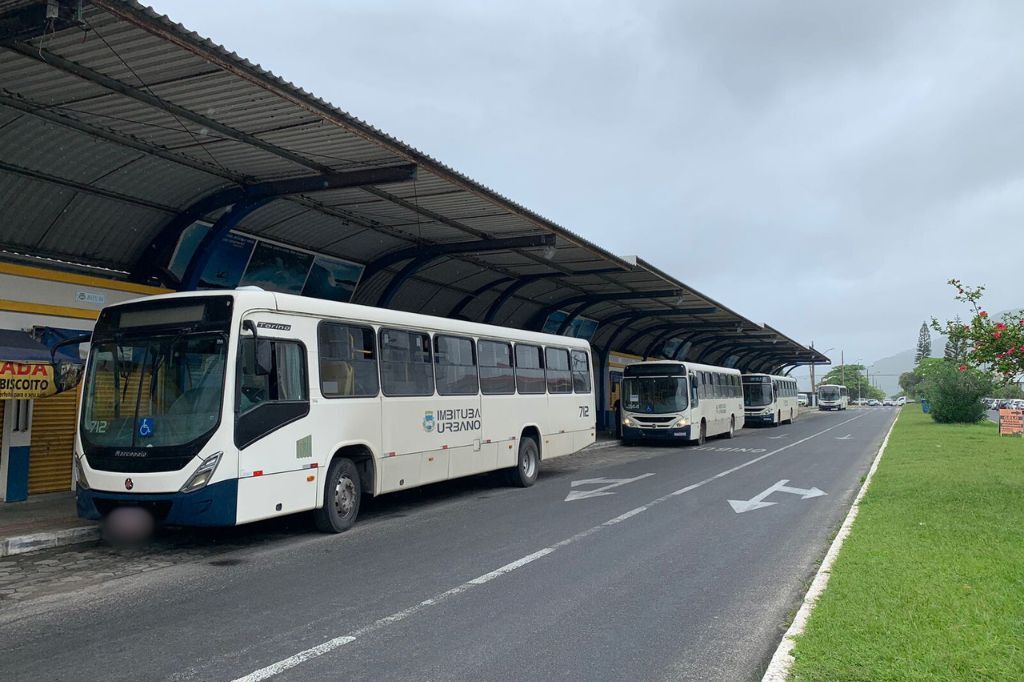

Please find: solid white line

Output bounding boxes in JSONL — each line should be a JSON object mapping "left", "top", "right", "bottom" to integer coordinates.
{"left": 761, "top": 409, "right": 900, "bottom": 682}
{"left": 231, "top": 411, "right": 869, "bottom": 682}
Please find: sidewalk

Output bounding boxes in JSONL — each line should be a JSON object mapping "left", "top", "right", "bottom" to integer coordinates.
{"left": 0, "top": 491, "right": 98, "bottom": 557}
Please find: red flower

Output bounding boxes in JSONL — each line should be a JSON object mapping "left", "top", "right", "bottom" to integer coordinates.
{"left": 958, "top": 364, "right": 967, "bottom": 372}
{"left": 993, "top": 331, "right": 1003, "bottom": 339}
{"left": 980, "top": 311, "right": 989, "bottom": 318}
{"left": 996, "top": 322, "right": 1007, "bottom": 330}
{"left": 1008, "top": 347, "right": 1017, "bottom": 355}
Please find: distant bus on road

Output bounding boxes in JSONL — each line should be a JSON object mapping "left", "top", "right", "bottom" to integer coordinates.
{"left": 742, "top": 373, "right": 799, "bottom": 426}
{"left": 817, "top": 384, "right": 850, "bottom": 411}
{"left": 620, "top": 361, "right": 744, "bottom": 445}
{"left": 74, "top": 289, "right": 596, "bottom": 533}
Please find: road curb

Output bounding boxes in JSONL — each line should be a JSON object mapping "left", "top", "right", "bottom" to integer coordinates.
{"left": 0, "top": 525, "right": 100, "bottom": 558}
{"left": 761, "top": 408, "right": 901, "bottom": 681}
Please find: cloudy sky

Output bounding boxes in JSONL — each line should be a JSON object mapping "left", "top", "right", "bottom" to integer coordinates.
{"left": 148, "top": 0, "right": 1024, "bottom": 372}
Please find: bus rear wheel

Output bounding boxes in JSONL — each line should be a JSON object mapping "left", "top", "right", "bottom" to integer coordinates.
{"left": 507, "top": 436, "right": 539, "bottom": 487}
{"left": 314, "top": 457, "right": 361, "bottom": 533}
{"left": 725, "top": 416, "right": 735, "bottom": 439}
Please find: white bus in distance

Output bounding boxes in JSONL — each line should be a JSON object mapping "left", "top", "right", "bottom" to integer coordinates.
{"left": 742, "top": 374, "right": 800, "bottom": 426}
{"left": 620, "top": 361, "right": 744, "bottom": 445}
{"left": 74, "top": 289, "right": 596, "bottom": 533}
{"left": 817, "top": 384, "right": 850, "bottom": 411}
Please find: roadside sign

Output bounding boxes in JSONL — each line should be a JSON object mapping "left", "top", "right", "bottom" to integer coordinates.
{"left": 999, "top": 409, "right": 1024, "bottom": 436}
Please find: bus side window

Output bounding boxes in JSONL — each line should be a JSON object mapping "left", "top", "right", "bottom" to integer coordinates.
{"left": 570, "top": 350, "right": 591, "bottom": 393}
{"left": 318, "top": 322, "right": 379, "bottom": 398}
{"left": 514, "top": 344, "right": 545, "bottom": 394}
{"left": 479, "top": 340, "right": 515, "bottom": 394}
{"left": 545, "top": 347, "right": 572, "bottom": 394}
{"left": 380, "top": 328, "right": 434, "bottom": 397}
{"left": 690, "top": 373, "right": 699, "bottom": 406}
{"left": 434, "top": 335, "right": 478, "bottom": 396}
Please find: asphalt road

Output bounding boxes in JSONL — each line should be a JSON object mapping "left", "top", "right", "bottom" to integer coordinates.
{"left": 0, "top": 407, "right": 898, "bottom": 681}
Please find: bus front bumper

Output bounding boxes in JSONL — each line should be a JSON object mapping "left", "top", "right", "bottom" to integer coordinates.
{"left": 744, "top": 412, "right": 775, "bottom": 424}
{"left": 76, "top": 479, "right": 238, "bottom": 527}
{"left": 622, "top": 425, "right": 691, "bottom": 441}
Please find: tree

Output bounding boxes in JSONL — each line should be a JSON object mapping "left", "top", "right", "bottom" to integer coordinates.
{"left": 898, "top": 370, "right": 923, "bottom": 399}
{"left": 818, "top": 364, "right": 885, "bottom": 401}
{"left": 922, "top": 361, "right": 992, "bottom": 423}
{"left": 915, "top": 322, "right": 932, "bottom": 364}
{"left": 943, "top": 316, "right": 968, "bottom": 363}
{"left": 931, "top": 279, "right": 1024, "bottom": 384}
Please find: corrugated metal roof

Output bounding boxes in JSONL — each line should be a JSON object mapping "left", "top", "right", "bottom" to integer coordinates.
{"left": 0, "top": 0, "right": 827, "bottom": 372}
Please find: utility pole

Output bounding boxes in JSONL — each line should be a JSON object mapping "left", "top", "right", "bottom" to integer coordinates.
{"left": 841, "top": 350, "right": 845, "bottom": 387}
{"left": 809, "top": 341, "right": 816, "bottom": 407}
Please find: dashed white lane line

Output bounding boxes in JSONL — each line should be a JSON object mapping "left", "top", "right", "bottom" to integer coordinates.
{"left": 231, "top": 412, "right": 868, "bottom": 682}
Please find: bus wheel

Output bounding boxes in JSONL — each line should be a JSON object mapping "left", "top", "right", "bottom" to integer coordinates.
{"left": 697, "top": 420, "right": 706, "bottom": 446}
{"left": 507, "top": 437, "right": 539, "bottom": 488}
{"left": 314, "top": 458, "right": 361, "bottom": 533}
{"left": 725, "top": 416, "right": 736, "bottom": 439}
{"left": 789, "top": 408, "right": 794, "bottom": 423}
{"left": 773, "top": 411, "right": 781, "bottom": 427}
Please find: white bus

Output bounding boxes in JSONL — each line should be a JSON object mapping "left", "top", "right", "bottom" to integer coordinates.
{"left": 74, "top": 289, "right": 596, "bottom": 533}
{"left": 817, "top": 384, "right": 850, "bottom": 411}
{"left": 742, "top": 374, "right": 800, "bottom": 426}
{"left": 620, "top": 361, "right": 744, "bottom": 445}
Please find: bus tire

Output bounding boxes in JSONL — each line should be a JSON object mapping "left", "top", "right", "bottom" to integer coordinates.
{"left": 697, "top": 420, "right": 706, "bottom": 446}
{"left": 789, "top": 408, "right": 794, "bottom": 423}
{"left": 314, "top": 458, "right": 361, "bottom": 534}
{"left": 773, "top": 411, "right": 781, "bottom": 427}
{"left": 725, "top": 416, "right": 736, "bottom": 439}
{"left": 507, "top": 436, "right": 539, "bottom": 488}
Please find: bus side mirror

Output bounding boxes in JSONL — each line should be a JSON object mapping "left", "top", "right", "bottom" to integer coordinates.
{"left": 255, "top": 340, "right": 273, "bottom": 376}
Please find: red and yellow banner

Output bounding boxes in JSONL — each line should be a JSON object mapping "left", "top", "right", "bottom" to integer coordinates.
{"left": 0, "top": 361, "right": 58, "bottom": 399}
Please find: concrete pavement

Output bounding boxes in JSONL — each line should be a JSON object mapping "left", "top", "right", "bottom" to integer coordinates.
{"left": 0, "top": 407, "right": 898, "bottom": 681}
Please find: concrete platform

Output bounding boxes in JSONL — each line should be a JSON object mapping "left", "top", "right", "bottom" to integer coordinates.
{"left": 0, "top": 491, "right": 98, "bottom": 557}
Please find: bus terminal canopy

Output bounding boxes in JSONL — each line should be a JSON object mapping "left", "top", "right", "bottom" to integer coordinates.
{"left": 0, "top": 0, "right": 828, "bottom": 375}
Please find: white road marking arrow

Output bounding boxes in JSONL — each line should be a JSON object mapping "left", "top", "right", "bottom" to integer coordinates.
{"left": 728, "top": 479, "right": 827, "bottom": 513}
{"left": 565, "top": 473, "right": 655, "bottom": 501}
{"left": 766, "top": 434, "right": 789, "bottom": 439}
{"left": 835, "top": 434, "right": 852, "bottom": 440}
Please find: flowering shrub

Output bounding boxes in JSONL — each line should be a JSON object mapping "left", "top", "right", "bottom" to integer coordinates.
{"left": 932, "top": 280, "right": 1024, "bottom": 384}
{"left": 922, "top": 361, "right": 992, "bottom": 423}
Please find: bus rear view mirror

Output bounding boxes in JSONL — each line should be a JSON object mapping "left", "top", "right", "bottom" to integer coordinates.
{"left": 255, "top": 339, "right": 273, "bottom": 376}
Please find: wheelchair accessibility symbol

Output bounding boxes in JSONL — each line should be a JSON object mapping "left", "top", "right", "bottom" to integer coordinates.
{"left": 138, "top": 417, "right": 154, "bottom": 438}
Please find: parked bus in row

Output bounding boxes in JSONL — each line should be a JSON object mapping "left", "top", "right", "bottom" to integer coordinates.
{"left": 620, "top": 361, "right": 744, "bottom": 445}
{"left": 74, "top": 289, "right": 596, "bottom": 533}
{"left": 817, "top": 384, "right": 850, "bottom": 411}
{"left": 742, "top": 373, "right": 800, "bottom": 426}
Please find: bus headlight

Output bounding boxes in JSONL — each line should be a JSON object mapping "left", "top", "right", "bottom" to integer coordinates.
{"left": 672, "top": 417, "right": 690, "bottom": 427}
{"left": 180, "top": 452, "right": 223, "bottom": 493}
{"left": 623, "top": 417, "right": 634, "bottom": 427}
{"left": 74, "top": 456, "right": 90, "bottom": 490}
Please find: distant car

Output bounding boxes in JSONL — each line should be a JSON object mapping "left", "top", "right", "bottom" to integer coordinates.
{"left": 883, "top": 399, "right": 894, "bottom": 406}
{"left": 867, "top": 399, "right": 881, "bottom": 407}
{"left": 895, "top": 397, "right": 906, "bottom": 406}
{"left": 797, "top": 394, "right": 809, "bottom": 407}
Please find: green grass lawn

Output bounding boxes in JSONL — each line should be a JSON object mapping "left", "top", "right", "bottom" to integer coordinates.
{"left": 790, "top": 407, "right": 1024, "bottom": 681}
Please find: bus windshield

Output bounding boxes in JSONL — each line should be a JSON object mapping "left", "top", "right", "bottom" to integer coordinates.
{"left": 744, "top": 382, "right": 774, "bottom": 407}
{"left": 81, "top": 333, "right": 227, "bottom": 449}
{"left": 622, "top": 376, "right": 689, "bottom": 414}
{"left": 818, "top": 386, "right": 841, "bottom": 401}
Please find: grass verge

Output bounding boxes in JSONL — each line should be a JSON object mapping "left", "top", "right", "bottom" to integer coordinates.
{"left": 790, "top": 407, "right": 1024, "bottom": 681}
